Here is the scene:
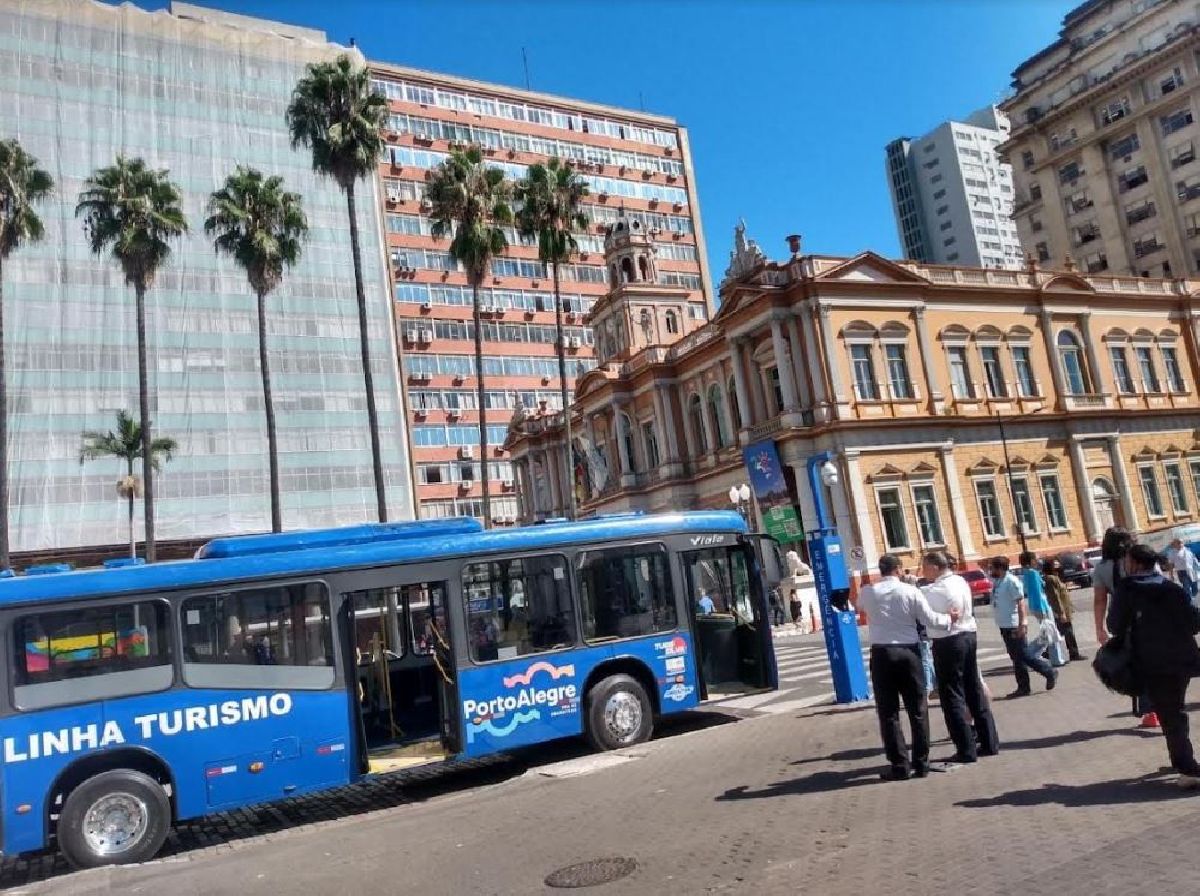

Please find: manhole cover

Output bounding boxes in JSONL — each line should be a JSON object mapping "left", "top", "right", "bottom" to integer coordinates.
{"left": 544, "top": 857, "right": 637, "bottom": 888}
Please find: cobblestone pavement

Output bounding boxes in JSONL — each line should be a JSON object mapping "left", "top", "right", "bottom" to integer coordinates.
{"left": 11, "top": 595, "right": 1195, "bottom": 896}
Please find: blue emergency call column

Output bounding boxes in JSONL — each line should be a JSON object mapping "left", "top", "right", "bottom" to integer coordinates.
{"left": 806, "top": 452, "right": 870, "bottom": 704}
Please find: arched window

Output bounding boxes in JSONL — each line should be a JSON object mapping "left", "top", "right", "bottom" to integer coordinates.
{"left": 728, "top": 376, "right": 741, "bottom": 430}
{"left": 642, "top": 420, "right": 660, "bottom": 469}
{"left": 1056, "top": 330, "right": 1089, "bottom": 395}
{"left": 620, "top": 412, "right": 637, "bottom": 473}
{"left": 708, "top": 384, "right": 730, "bottom": 447}
{"left": 688, "top": 393, "right": 708, "bottom": 454}
{"left": 620, "top": 257, "right": 634, "bottom": 283}
{"left": 665, "top": 310, "right": 679, "bottom": 335}
{"left": 768, "top": 366, "right": 784, "bottom": 414}
{"left": 638, "top": 255, "right": 650, "bottom": 281}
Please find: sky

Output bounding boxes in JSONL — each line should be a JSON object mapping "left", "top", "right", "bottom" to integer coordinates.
{"left": 125, "top": 0, "right": 1075, "bottom": 282}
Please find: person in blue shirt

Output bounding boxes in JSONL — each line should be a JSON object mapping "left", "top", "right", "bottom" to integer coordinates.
{"left": 991, "top": 555, "right": 1057, "bottom": 698}
{"left": 1018, "top": 551, "right": 1052, "bottom": 620}
{"left": 697, "top": 592, "right": 715, "bottom": 615}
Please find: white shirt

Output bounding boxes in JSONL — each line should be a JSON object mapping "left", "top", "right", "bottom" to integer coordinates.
{"left": 1171, "top": 547, "right": 1200, "bottom": 578}
{"left": 856, "top": 576, "right": 953, "bottom": 646}
{"left": 921, "top": 571, "right": 977, "bottom": 638}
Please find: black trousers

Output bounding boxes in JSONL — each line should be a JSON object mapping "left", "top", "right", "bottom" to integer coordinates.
{"left": 1143, "top": 673, "right": 1200, "bottom": 776}
{"left": 1057, "top": 620, "right": 1083, "bottom": 659}
{"left": 869, "top": 644, "right": 929, "bottom": 773}
{"left": 932, "top": 632, "right": 1000, "bottom": 760}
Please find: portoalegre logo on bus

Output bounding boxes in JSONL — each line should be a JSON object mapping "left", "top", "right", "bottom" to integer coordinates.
{"left": 463, "top": 661, "right": 578, "bottom": 744}
{"left": 3, "top": 694, "right": 294, "bottom": 764}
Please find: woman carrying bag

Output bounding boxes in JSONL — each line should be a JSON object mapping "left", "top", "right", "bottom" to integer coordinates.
{"left": 1105, "top": 543, "right": 1200, "bottom": 785}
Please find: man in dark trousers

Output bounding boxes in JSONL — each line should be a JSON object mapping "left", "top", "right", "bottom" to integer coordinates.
{"left": 856, "top": 553, "right": 959, "bottom": 781}
{"left": 921, "top": 551, "right": 1000, "bottom": 763}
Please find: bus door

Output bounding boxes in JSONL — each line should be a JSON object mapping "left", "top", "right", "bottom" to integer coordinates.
{"left": 343, "top": 567, "right": 461, "bottom": 766}
{"left": 682, "top": 542, "right": 775, "bottom": 698}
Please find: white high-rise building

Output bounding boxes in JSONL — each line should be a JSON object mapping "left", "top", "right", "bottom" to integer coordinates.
{"left": 885, "top": 106, "right": 1025, "bottom": 269}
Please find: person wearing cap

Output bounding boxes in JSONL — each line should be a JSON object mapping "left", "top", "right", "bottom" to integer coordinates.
{"left": 856, "top": 553, "right": 960, "bottom": 781}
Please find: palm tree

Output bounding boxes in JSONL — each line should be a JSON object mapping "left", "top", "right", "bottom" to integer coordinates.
{"left": 286, "top": 54, "right": 389, "bottom": 522}
{"left": 206, "top": 166, "right": 307, "bottom": 533}
{"left": 426, "top": 146, "right": 513, "bottom": 527}
{"left": 80, "top": 411, "right": 177, "bottom": 559}
{"left": 516, "top": 159, "right": 589, "bottom": 520}
{"left": 0, "top": 139, "right": 53, "bottom": 570}
{"left": 76, "top": 156, "right": 186, "bottom": 563}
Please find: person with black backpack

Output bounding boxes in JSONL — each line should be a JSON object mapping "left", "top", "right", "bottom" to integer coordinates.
{"left": 1106, "top": 543, "right": 1200, "bottom": 785}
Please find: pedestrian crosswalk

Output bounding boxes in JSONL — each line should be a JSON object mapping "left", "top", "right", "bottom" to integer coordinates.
{"left": 712, "top": 636, "right": 1014, "bottom": 716}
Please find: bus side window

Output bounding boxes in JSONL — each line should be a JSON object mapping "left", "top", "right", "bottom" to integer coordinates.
{"left": 12, "top": 600, "right": 173, "bottom": 710}
{"left": 577, "top": 544, "right": 675, "bottom": 641}
{"left": 180, "top": 583, "right": 335, "bottom": 690}
{"left": 462, "top": 555, "right": 575, "bottom": 662}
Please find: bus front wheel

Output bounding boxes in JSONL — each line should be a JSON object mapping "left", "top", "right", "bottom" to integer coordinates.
{"left": 585, "top": 673, "right": 653, "bottom": 751}
{"left": 58, "top": 768, "right": 171, "bottom": 869}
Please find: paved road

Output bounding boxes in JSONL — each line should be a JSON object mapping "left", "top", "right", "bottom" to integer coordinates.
{"left": 21, "top": 607, "right": 1198, "bottom": 896}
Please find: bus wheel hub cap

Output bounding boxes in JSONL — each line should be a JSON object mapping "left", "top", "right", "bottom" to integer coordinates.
{"left": 84, "top": 793, "right": 148, "bottom": 856}
{"left": 604, "top": 692, "right": 641, "bottom": 740}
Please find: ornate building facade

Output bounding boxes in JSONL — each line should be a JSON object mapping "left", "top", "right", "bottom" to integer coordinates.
{"left": 507, "top": 222, "right": 1200, "bottom": 570}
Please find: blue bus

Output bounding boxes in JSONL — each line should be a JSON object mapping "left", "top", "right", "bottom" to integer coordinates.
{"left": 0, "top": 511, "right": 775, "bottom": 868}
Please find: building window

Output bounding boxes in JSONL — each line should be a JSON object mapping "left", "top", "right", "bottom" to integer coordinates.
{"left": 620, "top": 413, "right": 638, "bottom": 472}
{"left": 1135, "top": 346, "right": 1161, "bottom": 392}
{"left": 1101, "top": 97, "right": 1131, "bottom": 125}
{"left": 1011, "top": 478, "right": 1039, "bottom": 534}
{"left": 1084, "top": 252, "right": 1109, "bottom": 273}
{"left": 727, "top": 376, "right": 741, "bottom": 429}
{"left": 1178, "top": 174, "right": 1200, "bottom": 202}
{"left": 876, "top": 487, "right": 910, "bottom": 550}
{"left": 1125, "top": 199, "right": 1156, "bottom": 225}
{"left": 688, "top": 393, "right": 708, "bottom": 454}
{"left": 577, "top": 544, "right": 675, "bottom": 641}
{"left": 1120, "top": 166, "right": 1149, "bottom": 192}
{"left": 1161, "top": 107, "right": 1194, "bottom": 137}
{"left": 1058, "top": 160, "right": 1082, "bottom": 184}
{"left": 1021, "top": 150, "right": 1035, "bottom": 170}
{"left": 1012, "top": 346, "right": 1038, "bottom": 396}
{"left": 768, "top": 366, "right": 784, "bottom": 413}
{"left": 943, "top": 236, "right": 956, "bottom": 247}
{"left": 1030, "top": 182, "right": 1043, "bottom": 202}
{"left": 974, "top": 479, "right": 1005, "bottom": 538}
{"left": 707, "top": 385, "right": 730, "bottom": 447}
{"left": 1166, "top": 462, "right": 1190, "bottom": 514}
{"left": 1039, "top": 473, "right": 1068, "bottom": 530}
{"left": 1138, "top": 465, "right": 1165, "bottom": 517}
{"left": 642, "top": 421, "right": 660, "bottom": 469}
{"left": 1190, "top": 460, "right": 1200, "bottom": 504}
{"left": 885, "top": 344, "right": 913, "bottom": 399}
{"left": 933, "top": 189, "right": 947, "bottom": 201}
{"left": 665, "top": 310, "right": 679, "bottom": 335}
{"left": 980, "top": 346, "right": 1007, "bottom": 398}
{"left": 851, "top": 344, "right": 880, "bottom": 401}
{"left": 1163, "top": 346, "right": 1186, "bottom": 392}
{"left": 1110, "top": 346, "right": 1136, "bottom": 393}
{"left": 1035, "top": 242, "right": 1051, "bottom": 263}
{"left": 1171, "top": 141, "right": 1196, "bottom": 170}
{"left": 947, "top": 346, "right": 973, "bottom": 398}
{"left": 911, "top": 484, "right": 944, "bottom": 546}
{"left": 1110, "top": 132, "right": 1140, "bottom": 159}
{"left": 1161, "top": 67, "right": 1185, "bottom": 96}
{"left": 1057, "top": 331, "right": 1089, "bottom": 395}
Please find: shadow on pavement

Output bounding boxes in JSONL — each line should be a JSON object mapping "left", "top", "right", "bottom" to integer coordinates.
{"left": 790, "top": 745, "right": 881, "bottom": 765}
{"left": 715, "top": 766, "right": 884, "bottom": 801}
{"left": 957, "top": 772, "right": 1190, "bottom": 809}
{"left": 1000, "top": 727, "right": 1145, "bottom": 751}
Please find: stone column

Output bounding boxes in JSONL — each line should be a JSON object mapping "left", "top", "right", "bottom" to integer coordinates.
{"left": 1108, "top": 433, "right": 1140, "bottom": 532}
{"left": 614, "top": 404, "right": 634, "bottom": 484}
{"left": 828, "top": 457, "right": 856, "bottom": 546}
{"left": 937, "top": 443, "right": 977, "bottom": 561}
{"left": 817, "top": 305, "right": 848, "bottom": 418}
{"left": 730, "top": 340, "right": 753, "bottom": 431}
{"left": 541, "top": 448, "right": 559, "bottom": 515}
{"left": 801, "top": 305, "right": 830, "bottom": 415}
{"left": 679, "top": 388, "right": 698, "bottom": 459}
{"left": 843, "top": 451, "right": 880, "bottom": 565}
{"left": 655, "top": 386, "right": 681, "bottom": 462}
{"left": 1039, "top": 307, "right": 1066, "bottom": 407}
{"left": 1069, "top": 436, "right": 1102, "bottom": 543}
{"left": 770, "top": 316, "right": 800, "bottom": 411}
{"left": 789, "top": 460, "right": 820, "bottom": 541}
{"left": 786, "top": 314, "right": 812, "bottom": 408}
{"left": 914, "top": 306, "right": 944, "bottom": 413}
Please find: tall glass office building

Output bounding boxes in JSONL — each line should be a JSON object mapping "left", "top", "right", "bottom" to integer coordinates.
{"left": 0, "top": 0, "right": 411, "bottom": 552}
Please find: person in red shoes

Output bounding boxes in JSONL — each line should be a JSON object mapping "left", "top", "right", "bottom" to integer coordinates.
{"left": 1106, "top": 543, "right": 1200, "bottom": 784}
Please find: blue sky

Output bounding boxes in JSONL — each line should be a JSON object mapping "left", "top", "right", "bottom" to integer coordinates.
{"left": 128, "top": 0, "right": 1073, "bottom": 279}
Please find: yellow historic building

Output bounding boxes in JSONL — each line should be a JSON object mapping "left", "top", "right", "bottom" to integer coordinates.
{"left": 506, "top": 221, "right": 1200, "bottom": 570}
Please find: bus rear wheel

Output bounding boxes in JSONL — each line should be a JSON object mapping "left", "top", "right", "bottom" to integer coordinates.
{"left": 585, "top": 673, "right": 653, "bottom": 751}
{"left": 58, "top": 768, "right": 171, "bottom": 869}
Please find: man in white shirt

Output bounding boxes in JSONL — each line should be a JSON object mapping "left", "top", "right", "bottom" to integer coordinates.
{"left": 856, "top": 553, "right": 959, "bottom": 781}
{"left": 1169, "top": 539, "right": 1200, "bottom": 601}
{"left": 921, "top": 551, "right": 1000, "bottom": 764}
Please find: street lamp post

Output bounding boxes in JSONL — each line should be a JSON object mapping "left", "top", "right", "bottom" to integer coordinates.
{"left": 804, "top": 450, "right": 870, "bottom": 703}
{"left": 993, "top": 401, "right": 1030, "bottom": 555}
{"left": 728, "top": 483, "right": 752, "bottom": 524}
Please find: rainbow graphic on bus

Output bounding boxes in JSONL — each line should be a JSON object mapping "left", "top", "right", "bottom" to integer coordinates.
{"left": 502, "top": 661, "right": 575, "bottom": 688}
{"left": 24, "top": 628, "right": 148, "bottom": 674}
